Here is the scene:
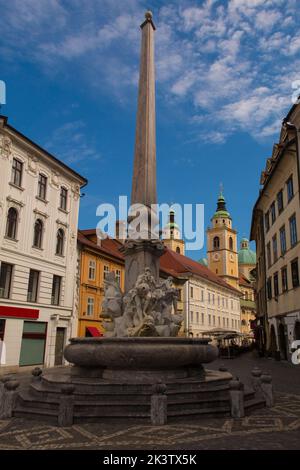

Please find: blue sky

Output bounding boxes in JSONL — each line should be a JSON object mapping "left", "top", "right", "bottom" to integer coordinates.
{"left": 1, "top": 0, "right": 300, "bottom": 260}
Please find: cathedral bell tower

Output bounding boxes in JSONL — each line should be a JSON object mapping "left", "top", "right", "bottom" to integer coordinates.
{"left": 162, "top": 210, "right": 185, "bottom": 255}
{"left": 207, "top": 189, "right": 239, "bottom": 289}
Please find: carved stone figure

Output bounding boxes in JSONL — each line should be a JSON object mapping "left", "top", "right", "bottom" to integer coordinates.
{"left": 101, "top": 272, "right": 123, "bottom": 335}
{"left": 0, "top": 136, "right": 12, "bottom": 159}
{"left": 102, "top": 268, "right": 183, "bottom": 337}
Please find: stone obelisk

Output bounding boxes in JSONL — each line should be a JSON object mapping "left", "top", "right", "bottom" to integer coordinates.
{"left": 122, "top": 11, "right": 164, "bottom": 292}
{"left": 131, "top": 11, "right": 157, "bottom": 208}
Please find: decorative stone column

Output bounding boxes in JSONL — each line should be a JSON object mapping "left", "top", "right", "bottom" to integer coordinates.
{"left": 229, "top": 378, "right": 245, "bottom": 419}
{"left": 0, "top": 376, "right": 13, "bottom": 417}
{"left": 58, "top": 384, "right": 75, "bottom": 427}
{"left": 260, "top": 373, "right": 274, "bottom": 407}
{"left": 251, "top": 367, "right": 262, "bottom": 392}
{"left": 0, "top": 380, "right": 20, "bottom": 419}
{"left": 151, "top": 382, "right": 167, "bottom": 425}
{"left": 31, "top": 367, "right": 43, "bottom": 383}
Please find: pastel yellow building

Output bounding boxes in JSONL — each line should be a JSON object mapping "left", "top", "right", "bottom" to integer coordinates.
{"left": 251, "top": 100, "right": 300, "bottom": 361}
{"left": 239, "top": 274, "right": 256, "bottom": 335}
{"left": 77, "top": 230, "right": 124, "bottom": 337}
{"left": 238, "top": 239, "right": 256, "bottom": 336}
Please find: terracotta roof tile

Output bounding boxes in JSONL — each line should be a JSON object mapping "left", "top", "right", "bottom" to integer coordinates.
{"left": 77, "top": 230, "right": 124, "bottom": 261}
{"left": 160, "top": 248, "right": 241, "bottom": 295}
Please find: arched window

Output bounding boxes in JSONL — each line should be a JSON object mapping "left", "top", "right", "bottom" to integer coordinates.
{"left": 213, "top": 236, "right": 220, "bottom": 249}
{"left": 6, "top": 207, "right": 18, "bottom": 239}
{"left": 33, "top": 219, "right": 43, "bottom": 248}
{"left": 176, "top": 246, "right": 181, "bottom": 254}
{"left": 56, "top": 229, "right": 65, "bottom": 255}
{"left": 229, "top": 237, "right": 233, "bottom": 250}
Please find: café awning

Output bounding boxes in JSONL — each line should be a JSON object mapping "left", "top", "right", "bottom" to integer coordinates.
{"left": 86, "top": 327, "right": 103, "bottom": 337}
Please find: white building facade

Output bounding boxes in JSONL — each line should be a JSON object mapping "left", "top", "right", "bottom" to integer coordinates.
{"left": 161, "top": 212, "right": 242, "bottom": 338}
{"left": 0, "top": 116, "right": 86, "bottom": 372}
{"left": 184, "top": 276, "right": 241, "bottom": 337}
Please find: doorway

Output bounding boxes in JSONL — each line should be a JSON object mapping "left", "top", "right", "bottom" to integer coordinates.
{"left": 0, "top": 319, "right": 5, "bottom": 340}
{"left": 19, "top": 321, "right": 47, "bottom": 366}
{"left": 278, "top": 323, "right": 287, "bottom": 360}
{"left": 54, "top": 327, "right": 66, "bottom": 366}
{"left": 294, "top": 321, "right": 300, "bottom": 341}
{"left": 269, "top": 325, "right": 277, "bottom": 356}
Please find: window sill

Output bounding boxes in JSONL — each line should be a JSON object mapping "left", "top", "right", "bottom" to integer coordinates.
{"left": 9, "top": 182, "right": 25, "bottom": 191}
{"left": 36, "top": 196, "right": 49, "bottom": 204}
{"left": 55, "top": 253, "right": 65, "bottom": 258}
{"left": 58, "top": 207, "right": 69, "bottom": 215}
{"left": 4, "top": 236, "right": 19, "bottom": 243}
{"left": 32, "top": 246, "right": 44, "bottom": 251}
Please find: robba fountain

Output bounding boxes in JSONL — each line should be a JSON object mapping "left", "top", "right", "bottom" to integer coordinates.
{"left": 8, "top": 12, "right": 268, "bottom": 425}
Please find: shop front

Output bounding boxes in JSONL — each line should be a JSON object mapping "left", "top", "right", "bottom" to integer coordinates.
{"left": 0, "top": 305, "right": 43, "bottom": 370}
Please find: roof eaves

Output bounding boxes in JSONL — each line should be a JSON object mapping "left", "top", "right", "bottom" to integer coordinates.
{"left": 1, "top": 115, "right": 88, "bottom": 185}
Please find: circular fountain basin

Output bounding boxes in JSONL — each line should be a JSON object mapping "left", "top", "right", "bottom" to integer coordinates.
{"left": 64, "top": 336, "right": 218, "bottom": 371}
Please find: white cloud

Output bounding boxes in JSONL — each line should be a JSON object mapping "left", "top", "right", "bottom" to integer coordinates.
{"left": 255, "top": 10, "right": 281, "bottom": 30}
{"left": 218, "top": 88, "right": 287, "bottom": 138}
{"left": 45, "top": 121, "right": 101, "bottom": 164}
{"left": 171, "top": 72, "right": 198, "bottom": 97}
{"left": 289, "top": 36, "right": 300, "bottom": 55}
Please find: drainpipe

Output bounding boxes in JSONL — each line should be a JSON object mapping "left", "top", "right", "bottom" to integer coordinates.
{"left": 184, "top": 279, "right": 190, "bottom": 338}
{"left": 259, "top": 208, "right": 270, "bottom": 353}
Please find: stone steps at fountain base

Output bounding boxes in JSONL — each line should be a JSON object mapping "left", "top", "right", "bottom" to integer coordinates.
{"left": 18, "top": 385, "right": 254, "bottom": 409}
{"left": 16, "top": 391, "right": 233, "bottom": 413}
{"left": 28, "top": 381, "right": 234, "bottom": 403}
{"left": 14, "top": 407, "right": 59, "bottom": 425}
{"left": 244, "top": 397, "right": 266, "bottom": 413}
{"left": 14, "top": 399, "right": 266, "bottom": 425}
{"left": 13, "top": 387, "right": 260, "bottom": 424}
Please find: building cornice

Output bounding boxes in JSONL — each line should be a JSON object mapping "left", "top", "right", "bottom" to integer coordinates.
{"left": 0, "top": 115, "right": 87, "bottom": 186}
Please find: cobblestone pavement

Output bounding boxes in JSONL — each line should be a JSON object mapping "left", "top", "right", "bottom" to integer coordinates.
{"left": 1, "top": 352, "right": 300, "bottom": 450}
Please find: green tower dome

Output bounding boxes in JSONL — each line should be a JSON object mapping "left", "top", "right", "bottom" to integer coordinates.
{"left": 198, "top": 257, "right": 208, "bottom": 267}
{"left": 238, "top": 238, "right": 256, "bottom": 265}
{"left": 165, "top": 210, "right": 179, "bottom": 230}
{"left": 212, "top": 190, "right": 231, "bottom": 219}
{"left": 165, "top": 221, "right": 179, "bottom": 230}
